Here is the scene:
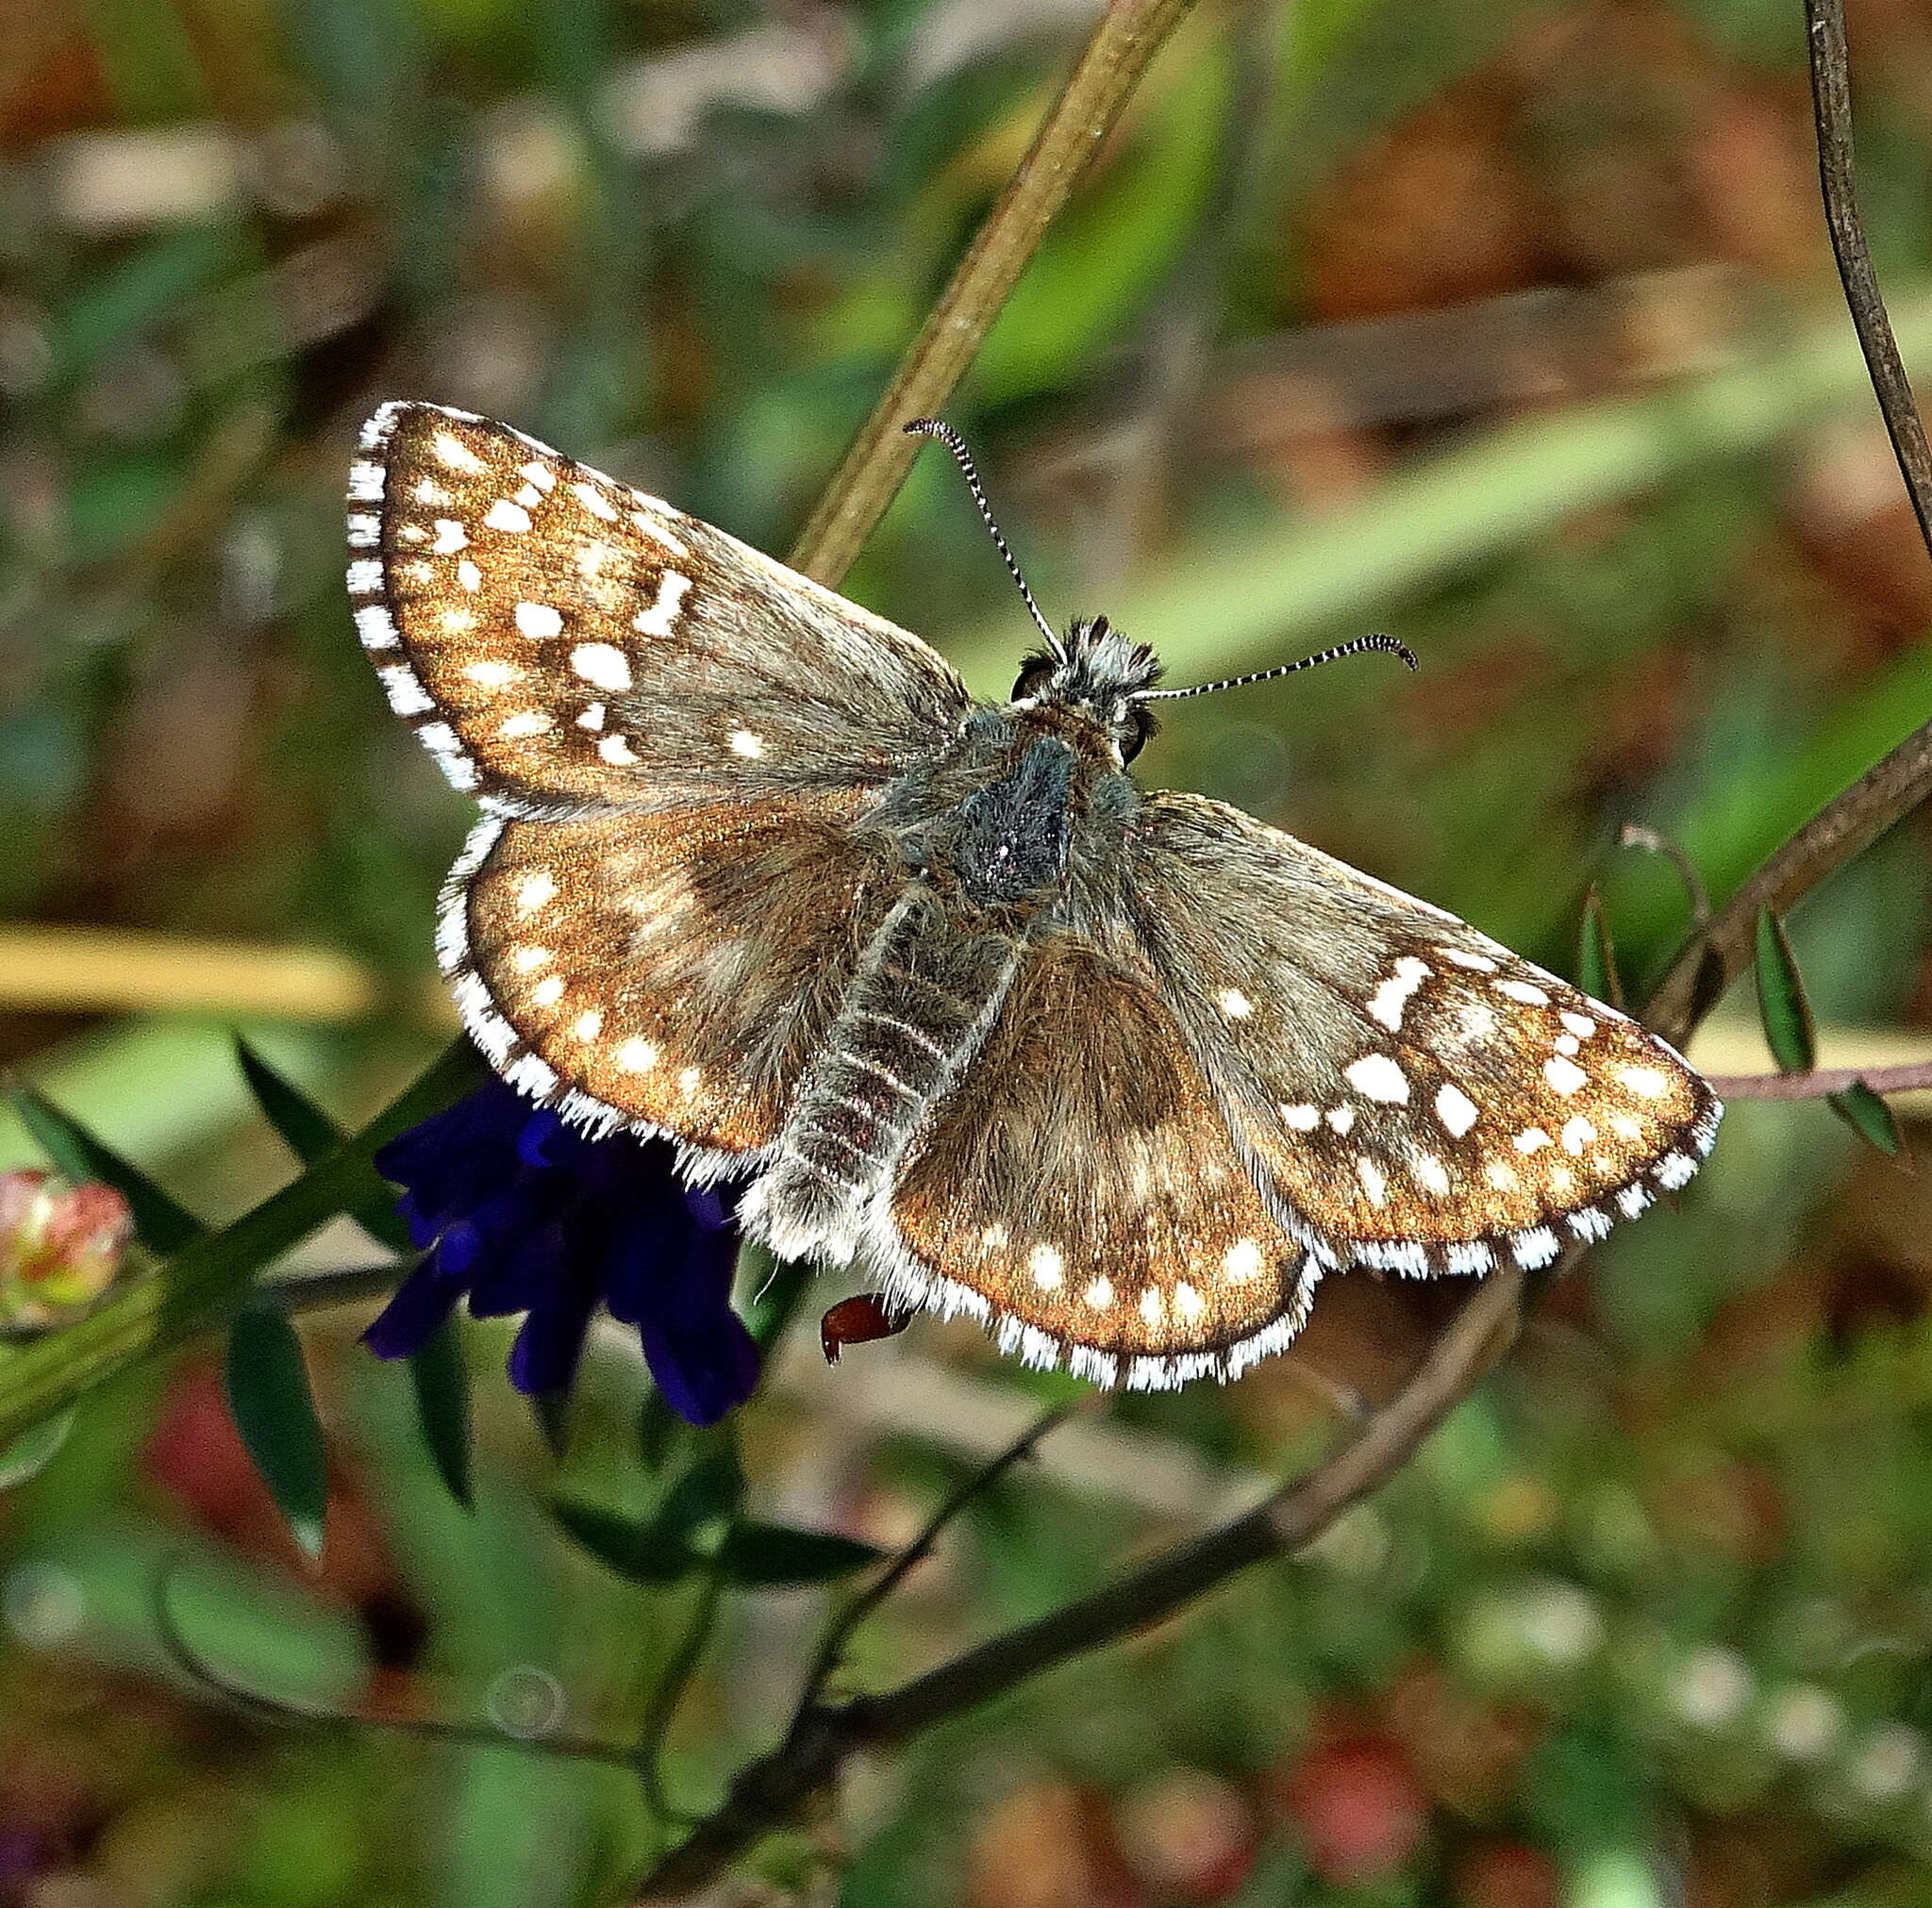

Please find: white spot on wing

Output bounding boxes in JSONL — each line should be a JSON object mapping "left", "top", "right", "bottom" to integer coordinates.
{"left": 1027, "top": 1244, "right": 1064, "bottom": 1289}
{"left": 1368, "top": 955, "right": 1430, "bottom": 1031}
{"left": 1280, "top": 1103, "right": 1320, "bottom": 1132}
{"left": 1620, "top": 1065, "right": 1670, "bottom": 1099}
{"left": 1415, "top": 1153, "right": 1452, "bottom": 1195}
{"left": 598, "top": 733, "right": 639, "bottom": 766}
{"left": 632, "top": 571, "right": 691, "bottom": 637}
{"left": 1497, "top": 979, "right": 1549, "bottom": 1005}
{"left": 571, "top": 642, "right": 632, "bottom": 689}
{"left": 617, "top": 1038, "right": 658, "bottom": 1070}
{"left": 499, "top": 711, "right": 552, "bottom": 738}
{"left": 1224, "top": 1237, "right": 1263, "bottom": 1282}
{"left": 573, "top": 482, "right": 619, "bottom": 522}
{"left": 1356, "top": 1155, "right": 1389, "bottom": 1205}
{"left": 434, "top": 431, "right": 484, "bottom": 473}
{"left": 431, "top": 520, "right": 468, "bottom": 555}
{"left": 1435, "top": 1083, "right": 1479, "bottom": 1137}
{"left": 1344, "top": 1054, "right": 1409, "bottom": 1103}
{"left": 484, "top": 499, "right": 531, "bottom": 534}
{"left": 728, "top": 729, "right": 765, "bottom": 758}
{"left": 1544, "top": 1055, "right": 1589, "bottom": 1095}
{"left": 1561, "top": 1116, "right": 1597, "bottom": 1153}
{"left": 1217, "top": 988, "right": 1253, "bottom": 1019}
{"left": 514, "top": 601, "right": 563, "bottom": 639}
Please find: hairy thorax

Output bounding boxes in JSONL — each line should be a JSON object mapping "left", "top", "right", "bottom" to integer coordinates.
{"left": 867, "top": 702, "right": 1140, "bottom": 932}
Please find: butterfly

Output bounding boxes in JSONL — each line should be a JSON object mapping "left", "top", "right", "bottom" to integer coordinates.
{"left": 348, "top": 400, "right": 1720, "bottom": 1391}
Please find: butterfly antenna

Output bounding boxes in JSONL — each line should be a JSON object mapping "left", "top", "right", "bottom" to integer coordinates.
{"left": 1136, "top": 632, "right": 1418, "bottom": 702}
{"left": 904, "top": 418, "right": 1064, "bottom": 659}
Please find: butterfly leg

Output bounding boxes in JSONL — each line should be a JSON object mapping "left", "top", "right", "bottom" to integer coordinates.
{"left": 741, "top": 890, "right": 1024, "bottom": 1266}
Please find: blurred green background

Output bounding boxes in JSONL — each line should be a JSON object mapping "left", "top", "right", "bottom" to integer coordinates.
{"left": 4, "top": 0, "right": 1932, "bottom": 1902}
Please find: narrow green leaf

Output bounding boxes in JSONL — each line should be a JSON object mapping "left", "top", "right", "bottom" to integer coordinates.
{"left": 234, "top": 1037, "right": 340, "bottom": 1164}
{"left": 1829, "top": 1082, "right": 1906, "bottom": 1160}
{"left": 1576, "top": 886, "right": 1624, "bottom": 1010}
{"left": 720, "top": 1521, "right": 885, "bottom": 1587}
{"left": 408, "top": 1318, "right": 474, "bottom": 1510}
{"left": 549, "top": 1499, "right": 693, "bottom": 1584}
{"left": 224, "top": 1306, "right": 329, "bottom": 1559}
{"left": 0, "top": 1409, "right": 73, "bottom": 1490}
{"left": 10, "top": 1087, "right": 203, "bottom": 1253}
{"left": 1753, "top": 907, "right": 1817, "bottom": 1075}
{"left": 655, "top": 1445, "right": 745, "bottom": 1547}
{"left": 234, "top": 1040, "right": 410, "bottom": 1252}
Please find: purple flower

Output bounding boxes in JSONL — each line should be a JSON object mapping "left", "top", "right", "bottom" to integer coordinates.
{"left": 363, "top": 1079, "right": 758, "bottom": 1425}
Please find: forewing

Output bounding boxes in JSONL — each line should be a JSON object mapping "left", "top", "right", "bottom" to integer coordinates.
{"left": 348, "top": 402, "right": 969, "bottom": 813}
{"left": 879, "top": 939, "right": 1314, "bottom": 1390}
{"left": 1129, "top": 794, "right": 1722, "bottom": 1277}
{"left": 448, "top": 788, "right": 902, "bottom": 1164}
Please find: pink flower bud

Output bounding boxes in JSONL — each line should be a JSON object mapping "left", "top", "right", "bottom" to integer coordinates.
{"left": 0, "top": 1170, "right": 131, "bottom": 1324}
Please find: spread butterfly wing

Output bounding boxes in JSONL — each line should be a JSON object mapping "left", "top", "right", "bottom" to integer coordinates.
{"left": 874, "top": 938, "right": 1315, "bottom": 1390}
{"left": 1129, "top": 794, "right": 1722, "bottom": 1277}
{"left": 449, "top": 789, "right": 903, "bottom": 1166}
{"left": 348, "top": 401, "right": 970, "bottom": 813}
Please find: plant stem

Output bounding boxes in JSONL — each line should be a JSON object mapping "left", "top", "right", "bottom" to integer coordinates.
{"left": 1643, "top": 717, "right": 1932, "bottom": 1049}
{"left": 785, "top": 0, "right": 1200, "bottom": 586}
{"left": 0, "top": 1043, "right": 483, "bottom": 1451}
{"left": 636, "top": 1264, "right": 1524, "bottom": 1898}
{"left": 1701, "top": 1058, "right": 1932, "bottom": 1101}
{"left": 1805, "top": 0, "right": 1932, "bottom": 554}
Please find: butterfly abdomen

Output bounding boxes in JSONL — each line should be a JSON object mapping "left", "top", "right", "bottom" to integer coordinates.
{"left": 740, "top": 891, "right": 1022, "bottom": 1265}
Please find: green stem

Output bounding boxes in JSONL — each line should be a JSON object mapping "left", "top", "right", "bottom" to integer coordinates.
{"left": 785, "top": 0, "right": 1200, "bottom": 585}
{"left": 0, "top": 1042, "right": 483, "bottom": 1449}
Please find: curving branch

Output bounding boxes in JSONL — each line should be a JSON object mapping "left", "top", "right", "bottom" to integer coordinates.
{"left": 1805, "top": 0, "right": 1932, "bottom": 552}
{"left": 1642, "top": 716, "right": 1932, "bottom": 1050}
{"left": 637, "top": 1262, "right": 1524, "bottom": 1899}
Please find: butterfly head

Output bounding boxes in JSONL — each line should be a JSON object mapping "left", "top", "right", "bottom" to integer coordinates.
{"left": 1008, "top": 616, "right": 1162, "bottom": 764}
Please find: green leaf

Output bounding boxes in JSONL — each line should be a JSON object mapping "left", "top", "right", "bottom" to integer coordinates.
{"left": 235, "top": 1037, "right": 341, "bottom": 1164}
{"left": 549, "top": 1498, "right": 693, "bottom": 1585}
{"left": 1753, "top": 906, "right": 1817, "bottom": 1075}
{"left": 655, "top": 1444, "right": 746, "bottom": 1548}
{"left": 719, "top": 1521, "right": 885, "bottom": 1588}
{"left": 1576, "top": 886, "right": 1624, "bottom": 1010}
{"left": 1829, "top": 1081, "right": 1905, "bottom": 1159}
{"left": 408, "top": 1318, "right": 473, "bottom": 1510}
{"left": 224, "top": 1305, "right": 329, "bottom": 1559}
{"left": 234, "top": 1040, "right": 410, "bottom": 1252}
{"left": 0, "top": 1409, "right": 73, "bottom": 1490}
{"left": 10, "top": 1086, "right": 203, "bottom": 1253}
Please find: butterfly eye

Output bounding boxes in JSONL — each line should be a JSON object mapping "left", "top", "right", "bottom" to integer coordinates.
{"left": 1119, "top": 702, "right": 1155, "bottom": 764}
{"left": 1010, "top": 657, "right": 1057, "bottom": 701}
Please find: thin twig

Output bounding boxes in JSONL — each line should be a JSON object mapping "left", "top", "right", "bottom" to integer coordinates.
{"left": 1618, "top": 823, "right": 1712, "bottom": 926}
{"left": 633, "top": 1263, "right": 1524, "bottom": 1899}
{"left": 1805, "top": 0, "right": 1932, "bottom": 553}
{"left": 153, "top": 1559, "right": 639, "bottom": 1772}
{"left": 799, "top": 1399, "right": 1085, "bottom": 1711}
{"left": 1643, "top": 717, "right": 1932, "bottom": 1049}
{"left": 785, "top": 0, "right": 1200, "bottom": 585}
{"left": 1701, "top": 1058, "right": 1932, "bottom": 1102}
